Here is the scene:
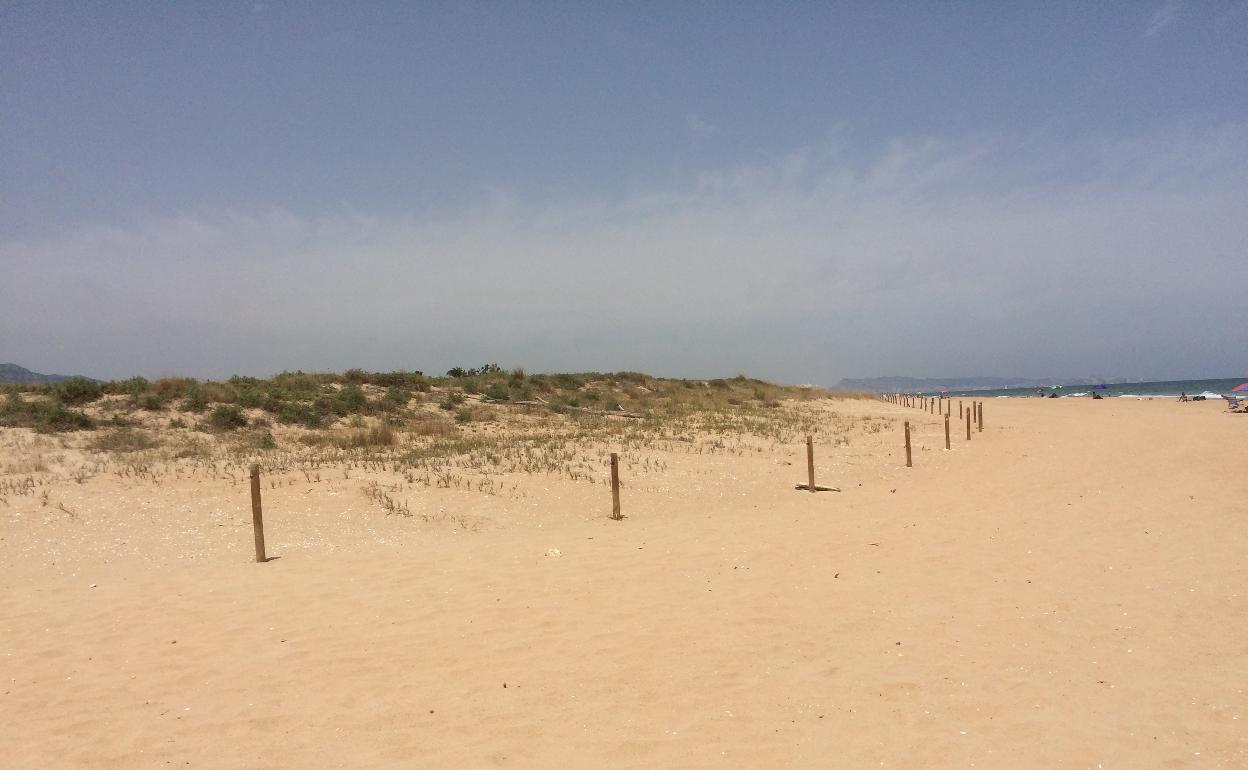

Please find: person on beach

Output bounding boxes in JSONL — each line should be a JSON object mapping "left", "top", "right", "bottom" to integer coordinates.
{"left": 1179, "top": 391, "right": 1188, "bottom": 402}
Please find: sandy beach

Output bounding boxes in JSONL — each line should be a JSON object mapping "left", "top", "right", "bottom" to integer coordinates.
{"left": 2, "top": 396, "right": 1245, "bottom": 768}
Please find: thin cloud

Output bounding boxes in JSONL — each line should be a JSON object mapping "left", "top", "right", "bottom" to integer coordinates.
{"left": 1144, "top": 0, "right": 1182, "bottom": 37}
{"left": 2, "top": 124, "right": 1245, "bottom": 382}
{"left": 685, "top": 113, "right": 718, "bottom": 136}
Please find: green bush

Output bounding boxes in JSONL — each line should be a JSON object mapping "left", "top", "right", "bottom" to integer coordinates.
{"left": 235, "top": 387, "right": 268, "bottom": 409}
{"left": 136, "top": 393, "right": 167, "bottom": 411}
{"left": 483, "top": 383, "right": 509, "bottom": 401}
{"left": 336, "top": 384, "right": 369, "bottom": 413}
{"left": 279, "top": 401, "right": 322, "bottom": 428}
{"left": 439, "top": 392, "right": 465, "bottom": 411}
{"left": 383, "top": 387, "right": 412, "bottom": 407}
{"left": 368, "top": 370, "right": 427, "bottom": 389}
{"left": 107, "top": 376, "right": 149, "bottom": 397}
{"left": 42, "top": 402, "right": 96, "bottom": 431}
{"left": 56, "top": 377, "right": 103, "bottom": 405}
{"left": 184, "top": 382, "right": 208, "bottom": 412}
{"left": 0, "top": 394, "right": 94, "bottom": 432}
{"left": 208, "top": 404, "right": 248, "bottom": 430}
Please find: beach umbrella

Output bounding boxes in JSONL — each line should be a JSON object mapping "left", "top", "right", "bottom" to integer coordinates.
{"left": 1232, "top": 382, "right": 1248, "bottom": 392}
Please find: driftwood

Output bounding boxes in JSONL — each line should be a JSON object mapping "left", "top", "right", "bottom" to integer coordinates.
{"left": 794, "top": 484, "right": 840, "bottom": 492}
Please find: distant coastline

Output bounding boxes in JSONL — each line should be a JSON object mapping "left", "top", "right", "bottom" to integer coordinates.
{"left": 835, "top": 376, "right": 1131, "bottom": 393}
{"left": 0, "top": 363, "right": 98, "bottom": 385}
{"left": 837, "top": 376, "right": 1245, "bottom": 399}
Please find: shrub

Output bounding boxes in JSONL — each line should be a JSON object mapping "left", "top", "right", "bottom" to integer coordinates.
{"left": 454, "top": 407, "right": 474, "bottom": 423}
{"left": 153, "top": 377, "right": 197, "bottom": 400}
{"left": 383, "top": 387, "right": 411, "bottom": 408}
{"left": 235, "top": 387, "right": 268, "bottom": 409}
{"left": 208, "top": 404, "right": 248, "bottom": 430}
{"left": 56, "top": 377, "right": 103, "bottom": 405}
{"left": 447, "top": 363, "right": 500, "bottom": 378}
{"left": 336, "top": 423, "right": 395, "bottom": 448}
{"left": 0, "top": 394, "right": 94, "bottom": 432}
{"left": 336, "top": 384, "right": 369, "bottom": 413}
{"left": 278, "top": 402, "right": 321, "bottom": 428}
{"left": 136, "top": 393, "right": 167, "bottom": 411}
{"left": 41, "top": 402, "right": 95, "bottom": 431}
{"left": 184, "top": 382, "right": 208, "bottom": 412}
{"left": 409, "top": 414, "right": 455, "bottom": 436}
{"left": 439, "top": 392, "right": 465, "bottom": 411}
{"left": 483, "top": 383, "right": 509, "bottom": 401}
{"left": 88, "top": 428, "right": 159, "bottom": 453}
{"left": 107, "top": 376, "right": 149, "bottom": 397}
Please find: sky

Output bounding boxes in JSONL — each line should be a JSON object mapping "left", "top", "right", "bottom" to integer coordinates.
{"left": 2, "top": 1, "right": 1246, "bottom": 384}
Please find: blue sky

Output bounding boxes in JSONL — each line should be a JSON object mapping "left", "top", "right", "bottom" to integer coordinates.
{"left": 3, "top": 1, "right": 1246, "bottom": 382}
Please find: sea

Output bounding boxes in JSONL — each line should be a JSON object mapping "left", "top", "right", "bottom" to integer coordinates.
{"left": 935, "top": 378, "right": 1247, "bottom": 400}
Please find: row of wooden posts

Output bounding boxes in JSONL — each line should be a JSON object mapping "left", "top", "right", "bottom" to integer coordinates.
{"left": 883, "top": 393, "right": 983, "bottom": 468}
{"left": 246, "top": 395, "right": 984, "bottom": 562}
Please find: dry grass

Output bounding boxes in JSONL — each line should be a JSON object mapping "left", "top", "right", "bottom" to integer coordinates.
{"left": 1, "top": 368, "right": 899, "bottom": 529}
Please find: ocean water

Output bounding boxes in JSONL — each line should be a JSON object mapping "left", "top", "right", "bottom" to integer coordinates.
{"left": 936, "top": 378, "right": 1248, "bottom": 400}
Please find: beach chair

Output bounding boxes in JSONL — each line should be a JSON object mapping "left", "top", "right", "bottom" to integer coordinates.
{"left": 1225, "top": 395, "right": 1243, "bottom": 412}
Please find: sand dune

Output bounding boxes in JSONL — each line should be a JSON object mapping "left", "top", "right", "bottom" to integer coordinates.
{"left": 2, "top": 397, "right": 1245, "bottom": 768}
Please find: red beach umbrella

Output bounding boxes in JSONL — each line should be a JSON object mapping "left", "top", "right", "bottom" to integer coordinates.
{"left": 1232, "top": 382, "right": 1248, "bottom": 392}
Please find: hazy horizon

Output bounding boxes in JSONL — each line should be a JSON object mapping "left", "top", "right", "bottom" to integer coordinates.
{"left": 4, "top": 3, "right": 1246, "bottom": 384}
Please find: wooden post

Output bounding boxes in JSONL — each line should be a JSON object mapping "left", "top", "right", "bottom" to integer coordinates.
{"left": 610, "top": 453, "right": 622, "bottom": 520}
{"left": 904, "top": 421, "right": 912, "bottom": 467}
{"left": 959, "top": 400, "right": 963, "bottom": 418}
{"left": 249, "top": 463, "right": 266, "bottom": 563}
{"left": 806, "top": 435, "right": 816, "bottom": 493}
{"left": 944, "top": 414, "right": 950, "bottom": 450}
{"left": 978, "top": 402, "right": 984, "bottom": 432}
{"left": 966, "top": 408, "right": 972, "bottom": 440}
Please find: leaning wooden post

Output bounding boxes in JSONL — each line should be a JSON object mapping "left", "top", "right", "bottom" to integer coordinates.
{"left": 610, "top": 453, "right": 622, "bottom": 520}
{"left": 944, "top": 413, "right": 950, "bottom": 450}
{"left": 806, "top": 435, "right": 816, "bottom": 493}
{"left": 966, "top": 408, "right": 972, "bottom": 440}
{"left": 904, "top": 421, "right": 912, "bottom": 467}
{"left": 249, "top": 463, "right": 266, "bottom": 563}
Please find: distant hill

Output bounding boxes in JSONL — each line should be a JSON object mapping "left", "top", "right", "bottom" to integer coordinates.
{"left": 835, "top": 375, "right": 1127, "bottom": 393}
{"left": 0, "top": 363, "right": 98, "bottom": 385}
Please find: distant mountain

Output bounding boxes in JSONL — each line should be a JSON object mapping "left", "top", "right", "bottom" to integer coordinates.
{"left": 0, "top": 363, "right": 98, "bottom": 385}
{"left": 835, "top": 375, "right": 1128, "bottom": 393}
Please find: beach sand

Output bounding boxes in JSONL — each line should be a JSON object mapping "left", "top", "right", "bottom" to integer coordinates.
{"left": 2, "top": 397, "right": 1245, "bottom": 768}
